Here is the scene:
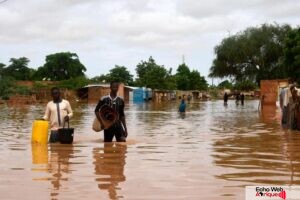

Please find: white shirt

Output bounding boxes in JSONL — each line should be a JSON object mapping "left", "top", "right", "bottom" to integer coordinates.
{"left": 43, "top": 99, "right": 73, "bottom": 130}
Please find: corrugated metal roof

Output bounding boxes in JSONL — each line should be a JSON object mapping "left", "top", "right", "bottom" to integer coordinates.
{"left": 124, "top": 86, "right": 139, "bottom": 90}
{"left": 84, "top": 84, "right": 110, "bottom": 88}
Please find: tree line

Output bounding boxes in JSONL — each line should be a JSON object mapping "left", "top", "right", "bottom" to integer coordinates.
{"left": 209, "top": 23, "right": 300, "bottom": 86}
{"left": 0, "top": 52, "right": 208, "bottom": 99}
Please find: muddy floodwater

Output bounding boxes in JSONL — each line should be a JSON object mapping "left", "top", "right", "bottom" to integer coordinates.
{"left": 1, "top": 100, "right": 300, "bottom": 200}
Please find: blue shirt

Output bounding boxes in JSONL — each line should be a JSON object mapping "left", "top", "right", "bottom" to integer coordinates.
{"left": 179, "top": 102, "right": 186, "bottom": 112}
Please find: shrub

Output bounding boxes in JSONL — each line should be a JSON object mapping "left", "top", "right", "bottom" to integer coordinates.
{"left": 57, "top": 76, "right": 90, "bottom": 89}
{"left": 0, "top": 76, "right": 15, "bottom": 98}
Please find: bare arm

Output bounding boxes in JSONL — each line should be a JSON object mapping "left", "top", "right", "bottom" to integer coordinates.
{"left": 67, "top": 101, "right": 73, "bottom": 118}
{"left": 64, "top": 101, "right": 73, "bottom": 122}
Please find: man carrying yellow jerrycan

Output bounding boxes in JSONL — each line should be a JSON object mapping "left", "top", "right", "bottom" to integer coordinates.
{"left": 32, "top": 87, "right": 73, "bottom": 144}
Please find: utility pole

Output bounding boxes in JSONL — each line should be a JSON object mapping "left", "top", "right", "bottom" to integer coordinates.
{"left": 182, "top": 55, "right": 185, "bottom": 64}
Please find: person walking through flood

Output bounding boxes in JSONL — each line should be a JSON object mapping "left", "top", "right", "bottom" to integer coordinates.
{"left": 280, "top": 87, "right": 289, "bottom": 128}
{"left": 235, "top": 93, "right": 240, "bottom": 105}
{"left": 289, "top": 85, "right": 299, "bottom": 130}
{"left": 187, "top": 94, "right": 192, "bottom": 104}
{"left": 240, "top": 93, "right": 245, "bottom": 105}
{"left": 223, "top": 92, "right": 228, "bottom": 105}
{"left": 178, "top": 99, "right": 186, "bottom": 113}
{"left": 94, "top": 81, "right": 128, "bottom": 142}
{"left": 280, "top": 80, "right": 297, "bottom": 129}
{"left": 43, "top": 87, "right": 73, "bottom": 143}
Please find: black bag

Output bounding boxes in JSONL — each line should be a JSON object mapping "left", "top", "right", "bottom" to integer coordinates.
{"left": 58, "top": 121, "right": 74, "bottom": 144}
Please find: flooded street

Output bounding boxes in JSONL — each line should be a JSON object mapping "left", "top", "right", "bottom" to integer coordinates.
{"left": 1, "top": 100, "right": 300, "bottom": 200}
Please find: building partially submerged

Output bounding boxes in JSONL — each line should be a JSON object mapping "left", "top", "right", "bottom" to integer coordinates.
{"left": 124, "top": 86, "right": 152, "bottom": 102}
{"left": 78, "top": 83, "right": 125, "bottom": 103}
{"left": 176, "top": 90, "right": 205, "bottom": 100}
{"left": 153, "top": 90, "right": 176, "bottom": 102}
{"left": 260, "top": 79, "right": 289, "bottom": 106}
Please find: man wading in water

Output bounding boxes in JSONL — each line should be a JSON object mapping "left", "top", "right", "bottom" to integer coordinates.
{"left": 94, "top": 81, "right": 128, "bottom": 142}
{"left": 43, "top": 87, "right": 73, "bottom": 143}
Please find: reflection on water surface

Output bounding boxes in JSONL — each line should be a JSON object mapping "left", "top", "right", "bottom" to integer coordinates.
{"left": 0, "top": 101, "right": 300, "bottom": 199}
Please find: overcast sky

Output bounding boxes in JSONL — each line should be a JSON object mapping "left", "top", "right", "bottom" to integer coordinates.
{"left": 0, "top": 0, "right": 299, "bottom": 80}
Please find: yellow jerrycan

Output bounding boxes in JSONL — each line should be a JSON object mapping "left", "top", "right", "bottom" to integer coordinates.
{"left": 31, "top": 120, "right": 49, "bottom": 144}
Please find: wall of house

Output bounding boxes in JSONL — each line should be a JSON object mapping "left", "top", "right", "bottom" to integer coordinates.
{"left": 87, "top": 84, "right": 125, "bottom": 103}
{"left": 260, "top": 79, "right": 288, "bottom": 106}
{"left": 124, "top": 88, "right": 131, "bottom": 102}
{"left": 34, "top": 88, "right": 77, "bottom": 103}
{"left": 88, "top": 87, "right": 110, "bottom": 103}
{"left": 8, "top": 94, "right": 37, "bottom": 104}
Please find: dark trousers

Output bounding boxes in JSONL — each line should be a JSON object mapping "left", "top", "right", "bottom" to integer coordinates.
{"left": 104, "top": 122, "right": 126, "bottom": 142}
{"left": 282, "top": 106, "right": 288, "bottom": 128}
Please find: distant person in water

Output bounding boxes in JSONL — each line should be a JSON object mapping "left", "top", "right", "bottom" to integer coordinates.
{"left": 178, "top": 99, "right": 186, "bottom": 113}
{"left": 240, "top": 93, "right": 245, "bottom": 105}
{"left": 43, "top": 87, "right": 73, "bottom": 143}
{"left": 187, "top": 94, "right": 192, "bottom": 104}
{"left": 235, "top": 93, "right": 240, "bottom": 105}
{"left": 223, "top": 92, "right": 228, "bottom": 105}
{"left": 94, "top": 81, "right": 128, "bottom": 142}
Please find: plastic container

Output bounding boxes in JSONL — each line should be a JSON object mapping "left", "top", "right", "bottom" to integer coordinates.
{"left": 31, "top": 120, "right": 49, "bottom": 144}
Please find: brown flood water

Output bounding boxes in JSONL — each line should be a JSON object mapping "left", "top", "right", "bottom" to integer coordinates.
{"left": 1, "top": 100, "right": 300, "bottom": 200}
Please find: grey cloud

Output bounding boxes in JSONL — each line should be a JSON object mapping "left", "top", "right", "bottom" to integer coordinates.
{"left": 0, "top": 0, "right": 299, "bottom": 77}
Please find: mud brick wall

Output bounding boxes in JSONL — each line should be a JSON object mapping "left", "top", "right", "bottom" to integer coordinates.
{"left": 35, "top": 88, "right": 77, "bottom": 103}
{"left": 88, "top": 87, "right": 110, "bottom": 103}
{"left": 8, "top": 94, "right": 37, "bottom": 104}
{"left": 88, "top": 84, "right": 125, "bottom": 103}
{"left": 16, "top": 81, "right": 34, "bottom": 88}
{"left": 260, "top": 80, "right": 279, "bottom": 106}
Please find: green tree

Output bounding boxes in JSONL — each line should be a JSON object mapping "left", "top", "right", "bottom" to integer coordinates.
{"left": 176, "top": 63, "right": 190, "bottom": 90}
{"left": 284, "top": 28, "right": 300, "bottom": 83}
{"left": 175, "top": 63, "right": 207, "bottom": 90}
{"left": 189, "top": 70, "right": 208, "bottom": 90}
{"left": 0, "top": 76, "right": 15, "bottom": 99}
{"left": 107, "top": 65, "right": 133, "bottom": 85}
{"left": 234, "top": 80, "right": 257, "bottom": 91}
{"left": 35, "top": 52, "right": 86, "bottom": 80}
{"left": 136, "top": 56, "right": 156, "bottom": 85}
{"left": 142, "top": 65, "right": 169, "bottom": 89}
{"left": 218, "top": 80, "right": 233, "bottom": 89}
{"left": 3, "top": 57, "right": 31, "bottom": 80}
{"left": 165, "top": 68, "right": 177, "bottom": 90}
{"left": 0, "top": 63, "right": 5, "bottom": 76}
{"left": 209, "top": 23, "right": 292, "bottom": 84}
{"left": 135, "top": 57, "right": 173, "bottom": 89}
